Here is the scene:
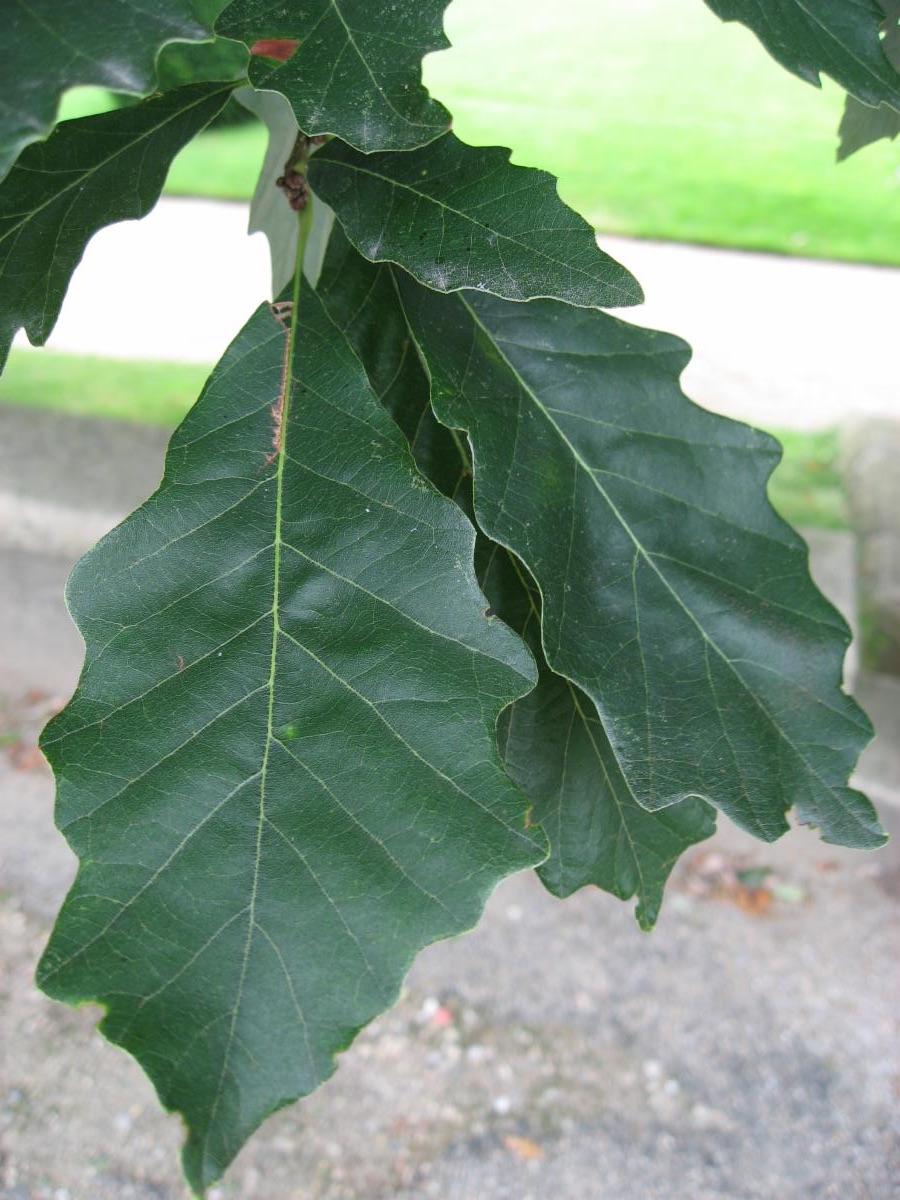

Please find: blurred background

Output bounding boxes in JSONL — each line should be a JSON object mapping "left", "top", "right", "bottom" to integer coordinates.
{"left": 1, "top": 1, "right": 898, "bottom": 1197}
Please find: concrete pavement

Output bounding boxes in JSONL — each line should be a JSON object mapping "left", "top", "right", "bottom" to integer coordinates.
{"left": 7, "top": 197, "right": 899, "bottom": 431}
{"left": 1, "top": 526, "right": 898, "bottom": 1199}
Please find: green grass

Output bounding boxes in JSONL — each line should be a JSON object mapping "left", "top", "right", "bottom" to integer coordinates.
{"left": 109, "top": 0, "right": 900, "bottom": 264}
{"left": 767, "top": 429, "right": 848, "bottom": 531}
{"left": 424, "top": 0, "right": 900, "bottom": 265}
{"left": 0, "top": 349, "right": 209, "bottom": 427}
{"left": 164, "top": 120, "right": 268, "bottom": 199}
{"left": 0, "top": 349, "right": 848, "bottom": 531}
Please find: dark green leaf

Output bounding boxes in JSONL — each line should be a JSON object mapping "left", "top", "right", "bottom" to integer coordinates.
{"left": 0, "top": 0, "right": 216, "bottom": 182}
{"left": 0, "top": 83, "right": 233, "bottom": 372}
{"left": 156, "top": 36, "right": 250, "bottom": 90}
{"left": 838, "top": 92, "right": 900, "bottom": 156}
{"left": 703, "top": 0, "right": 900, "bottom": 109}
{"left": 396, "top": 280, "right": 885, "bottom": 851}
{"left": 501, "top": 664, "right": 716, "bottom": 928}
{"left": 317, "top": 231, "right": 714, "bottom": 927}
{"left": 216, "top": 0, "right": 451, "bottom": 152}
{"left": 316, "top": 227, "right": 467, "bottom": 503}
{"left": 38, "top": 281, "right": 545, "bottom": 1194}
{"left": 480, "top": 544, "right": 716, "bottom": 930}
{"left": 838, "top": 1, "right": 900, "bottom": 159}
{"left": 308, "top": 133, "right": 642, "bottom": 309}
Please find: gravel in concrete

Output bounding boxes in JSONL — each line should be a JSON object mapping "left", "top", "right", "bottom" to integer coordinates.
{"left": 0, "top": 409, "right": 169, "bottom": 521}
{"left": 1, "top": 525, "right": 897, "bottom": 1200}
{"left": 842, "top": 419, "right": 900, "bottom": 674}
{"left": 0, "top": 409, "right": 170, "bottom": 560}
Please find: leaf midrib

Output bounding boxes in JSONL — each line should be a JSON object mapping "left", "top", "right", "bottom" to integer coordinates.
{"left": 203, "top": 276, "right": 302, "bottom": 1156}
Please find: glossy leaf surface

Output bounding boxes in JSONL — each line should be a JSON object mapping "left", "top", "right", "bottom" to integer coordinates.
{"left": 308, "top": 133, "right": 642, "bottom": 308}
{"left": 38, "top": 283, "right": 545, "bottom": 1193}
{"left": 0, "top": 83, "right": 232, "bottom": 371}
{"left": 317, "top": 233, "right": 715, "bottom": 926}
{"left": 703, "top": 0, "right": 900, "bottom": 109}
{"left": 397, "top": 281, "right": 885, "bottom": 850}
{"left": 217, "top": 0, "right": 451, "bottom": 151}
{"left": 0, "top": 0, "right": 213, "bottom": 182}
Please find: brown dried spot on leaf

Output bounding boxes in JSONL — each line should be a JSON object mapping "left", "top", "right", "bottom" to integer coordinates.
{"left": 266, "top": 300, "right": 294, "bottom": 463}
{"left": 249, "top": 39, "right": 299, "bottom": 62}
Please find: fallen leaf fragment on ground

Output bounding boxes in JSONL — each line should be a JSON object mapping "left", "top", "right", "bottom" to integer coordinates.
{"left": 503, "top": 1135, "right": 545, "bottom": 1161}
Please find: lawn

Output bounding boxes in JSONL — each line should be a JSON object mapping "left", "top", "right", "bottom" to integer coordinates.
{"left": 0, "top": 349, "right": 209, "bottom": 428}
{"left": 142, "top": 0, "right": 900, "bottom": 264}
{"left": 424, "top": 0, "right": 900, "bottom": 264}
{"left": 0, "top": 349, "right": 848, "bottom": 532}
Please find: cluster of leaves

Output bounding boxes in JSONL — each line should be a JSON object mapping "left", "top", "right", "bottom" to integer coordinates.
{"left": 1, "top": 1, "right": 897, "bottom": 1194}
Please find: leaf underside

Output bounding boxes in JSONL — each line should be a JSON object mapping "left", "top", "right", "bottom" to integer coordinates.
{"left": 308, "top": 133, "right": 642, "bottom": 309}
{"left": 0, "top": 83, "right": 233, "bottom": 372}
{"left": 0, "top": 0, "right": 213, "bottom": 183}
{"left": 839, "top": 93, "right": 900, "bottom": 156}
{"left": 235, "top": 87, "right": 303, "bottom": 294}
{"left": 703, "top": 0, "right": 900, "bottom": 110}
{"left": 216, "top": 0, "right": 452, "bottom": 152}
{"left": 316, "top": 231, "right": 717, "bottom": 928}
{"left": 37, "top": 283, "right": 545, "bottom": 1193}
{"left": 235, "top": 92, "right": 336, "bottom": 295}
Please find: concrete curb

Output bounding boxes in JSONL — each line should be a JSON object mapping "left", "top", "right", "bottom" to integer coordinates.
{"left": 0, "top": 492, "right": 119, "bottom": 559}
{"left": 0, "top": 407, "right": 168, "bottom": 559}
{"left": 842, "top": 418, "right": 900, "bottom": 676}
